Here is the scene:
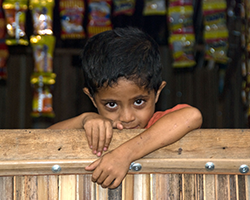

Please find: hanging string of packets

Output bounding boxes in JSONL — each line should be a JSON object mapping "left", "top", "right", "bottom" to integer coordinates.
{"left": 241, "top": 0, "right": 250, "bottom": 126}
{"left": 202, "top": 0, "right": 229, "bottom": 63}
{"left": 168, "top": 0, "right": 196, "bottom": 68}
{"left": 0, "top": 0, "right": 8, "bottom": 81}
{"left": 29, "top": 0, "right": 56, "bottom": 118}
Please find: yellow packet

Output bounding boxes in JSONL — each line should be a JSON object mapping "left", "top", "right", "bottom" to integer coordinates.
{"left": 169, "top": 34, "right": 196, "bottom": 68}
{"left": 30, "top": 35, "right": 55, "bottom": 73}
{"left": 3, "top": 0, "right": 29, "bottom": 45}
{"left": 29, "top": 0, "right": 55, "bottom": 35}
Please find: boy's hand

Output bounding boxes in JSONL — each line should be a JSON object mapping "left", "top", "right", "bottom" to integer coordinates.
{"left": 82, "top": 113, "right": 123, "bottom": 156}
{"left": 85, "top": 150, "right": 130, "bottom": 189}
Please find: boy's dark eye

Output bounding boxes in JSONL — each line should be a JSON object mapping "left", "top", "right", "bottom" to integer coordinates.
{"left": 106, "top": 102, "right": 117, "bottom": 109}
{"left": 134, "top": 99, "right": 145, "bottom": 106}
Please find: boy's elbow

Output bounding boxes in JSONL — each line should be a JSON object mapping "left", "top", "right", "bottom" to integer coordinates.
{"left": 189, "top": 107, "right": 203, "bottom": 129}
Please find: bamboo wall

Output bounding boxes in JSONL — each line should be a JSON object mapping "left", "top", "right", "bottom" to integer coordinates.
{"left": 0, "top": 129, "right": 249, "bottom": 199}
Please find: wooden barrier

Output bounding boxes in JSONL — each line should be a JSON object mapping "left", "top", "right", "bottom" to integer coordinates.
{"left": 0, "top": 129, "right": 249, "bottom": 199}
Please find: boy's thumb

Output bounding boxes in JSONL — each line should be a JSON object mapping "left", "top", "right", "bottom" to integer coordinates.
{"left": 85, "top": 159, "right": 100, "bottom": 171}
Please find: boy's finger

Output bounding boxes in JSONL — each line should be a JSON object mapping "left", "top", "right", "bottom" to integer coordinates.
{"left": 91, "top": 127, "right": 99, "bottom": 154}
{"left": 85, "top": 130, "right": 92, "bottom": 149}
{"left": 85, "top": 159, "right": 100, "bottom": 171}
{"left": 97, "top": 126, "right": 106, "bottom": 156}
{"left": 104, "top": 125, "right": 113, "bottom": 151}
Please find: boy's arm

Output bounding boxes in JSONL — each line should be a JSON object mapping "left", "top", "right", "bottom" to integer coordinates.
{"left": 48, "top": 113, "right": 87, "bottom": 129}
{"left": 85, "top": 106, "right": 202, "bottom": 188}
{"left": 48, "top": 112, "right": 122, "bottom": 156}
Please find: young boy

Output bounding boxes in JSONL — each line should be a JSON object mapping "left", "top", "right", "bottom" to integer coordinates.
{"left": 49, "top": 27, "right": 202, "bottom": 189}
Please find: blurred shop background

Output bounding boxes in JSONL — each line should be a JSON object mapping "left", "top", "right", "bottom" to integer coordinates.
{"left": 0, "top": 0, "right": 248, "bottom": 129}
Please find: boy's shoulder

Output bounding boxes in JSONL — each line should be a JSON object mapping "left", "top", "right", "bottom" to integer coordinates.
{"left": 145, "top": 104, "right": 191, "bottom": 128}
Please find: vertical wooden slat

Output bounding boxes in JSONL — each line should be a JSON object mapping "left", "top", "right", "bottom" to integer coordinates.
{"left": 182, "top": 174, "right": 195, "bottom": 200}
{"left": 83, "top": 174, "right": 92, "bottom": 200}
{"left": 203, "top": 175, "right": 216, "bottom": 200}
{"left": 122, "top": 174, "right": 134, "bottom": 200}
{"left": 134, "top": 174, "right": 150, "bottom": 200}
{"left": 97, "top": 184, "right": 108, "bottom": 200}
{"left": 76, "top": 175, "right": 84, "bottom": 200}
{"left": 108, "top": 184, "right": 122, "bottom": 200}
{"left": 14, "top": 176, "right": 26, "bottom": 200}
{"left": 195, "top": 174, "right": 203, "bottom": 200}
{"left": 0, "top": 176, "right": 13, "bottom": 200}
{"left": 48, "top": 175, "right": 59, "bottom": 200}
{"left": 166, "top": 174, "right": 181, "bottom": 200}
{"left": 37, "top": 176, "right": 48, "bottom": 200}
{"left": 245, "top": 175, "right": 250, "bottom": 200}
{"left": 238, "top": 175, "right": 246, "bottom": 200}
{"left": 216, "top": 175, "right": 230, "bottom": 200}
{"left": 25, "top": 176, "right": 38, "bottom": 199}
{"left": 229, "top": 175, "right": 237, "bottom": 200}
{"left": 150, "top": 174, "right": 169, "bottom": 200}
{"left": 59, "top": 175, "right": 76, "bottom": 200}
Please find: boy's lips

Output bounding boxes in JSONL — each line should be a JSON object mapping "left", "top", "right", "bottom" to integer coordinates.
{"left": 123, "top": 125, "right": 140, "bottom": 129}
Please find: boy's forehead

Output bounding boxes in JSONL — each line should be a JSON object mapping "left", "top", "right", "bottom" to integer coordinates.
{"left": 96, "top": 79, "right": 152, "bottom": 97}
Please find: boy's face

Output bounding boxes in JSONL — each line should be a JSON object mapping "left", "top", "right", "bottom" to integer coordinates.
{"left": 84, "top": 78, "right": 166, "bottom": 129}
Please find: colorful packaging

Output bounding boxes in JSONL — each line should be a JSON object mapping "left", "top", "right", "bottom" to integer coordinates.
{"left": 29, "top": 0, "right": 54, "bottom": 35}
{"left": 169, "top": 0, "right": 192, "bottom": 6}
{"left": 30, "top": 35, "right": 55, "bottom": 73}
{"left": 204, "top": 30, "right": 229, "bottom": 63}
{"left": 2, "top": 0, "right": 29, "bottom": 45}
{"left": 113, "top": 0, "right": 135, "bottom": 16}
{"left": 0, "top": 5, "right": 6, "bottom": 39}
{"left": 31, "top": 72, "right": 56, "bottom": 118}
{"left": 0, "top": 41, "right": 8, "bottom": 80}
{"left": 202, "top": 0, "right": 229, "bottom": 63}
{"left": 169, "top": 34, "right": 196, "bottom": 67}
{"left": 60, "top": 0, "right": 85, "bottom": 39}
{"left": 87, "top": 0, "right": 112, "bottom": 37}
{"left": 143, "top": 0, "right": 167, "bottom": 15}
{"left": 168, "top": 5, "right": 194, "bottom": 34}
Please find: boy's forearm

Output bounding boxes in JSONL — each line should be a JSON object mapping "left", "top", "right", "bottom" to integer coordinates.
{"left": 47, "top": 112, "right": 92, "bottom": 129}
{"left": 114, "top": 107, "right": 202, "bottom": 163}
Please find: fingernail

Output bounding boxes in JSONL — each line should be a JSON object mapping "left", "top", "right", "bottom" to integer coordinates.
{"left": 93, "top": 150, "right": 97, "bottom": 154}
{"left": 90, "top": 145, "right": 93, "bottom": 149}
{"left": 103, "top": 147, "right": 107, "bottom": 151}
{"left": 97, "top": 152, "right": 101, "bottom": 157}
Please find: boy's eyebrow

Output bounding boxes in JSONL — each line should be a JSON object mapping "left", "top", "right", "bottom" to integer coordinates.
{"left": 100, "top": 95, "right": 150, "bottom": 103}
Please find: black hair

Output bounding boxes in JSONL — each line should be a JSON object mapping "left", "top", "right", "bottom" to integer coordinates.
{"left": 81, "top": 27, "right": 163, "bottom": 96}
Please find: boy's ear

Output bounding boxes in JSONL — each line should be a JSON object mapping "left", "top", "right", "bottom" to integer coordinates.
{"left": 155, "top": 81, "right": 166, "bottom": 103}
{"left": 83, "top": 88, "right": 97, "bottom": 108}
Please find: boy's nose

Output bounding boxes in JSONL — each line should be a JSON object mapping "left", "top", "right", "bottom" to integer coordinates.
{"left": 119, "top": 108, "right": 135, "bottom": 123}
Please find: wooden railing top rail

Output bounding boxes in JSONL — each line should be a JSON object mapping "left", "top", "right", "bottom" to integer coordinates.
{"left": 0, "top": 129, "right": 249, "bottom": 176}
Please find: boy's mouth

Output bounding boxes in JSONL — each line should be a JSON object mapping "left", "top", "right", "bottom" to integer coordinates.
{"left": 123, "top": 125, "right": 140, "bottom": 129}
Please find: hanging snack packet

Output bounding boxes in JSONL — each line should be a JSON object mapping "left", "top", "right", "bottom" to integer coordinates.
{"left": 60, "top": 0, "right": 85, "bottom": 39}
{"left": 29, "top": 0, "right": 54, "bottom": 35}
{"left": 0, "top": 5, "right": 6, "bottom": 39}
{"left": 2, "top": 0, "right": 29, "bottom": 45}
{"left": 30, "top": 35, "right": 55, "bottom": 73}
{"left": 113, "top": 0, "right": 135, "bottom": 16}
{"left": 0, "top": 41, "right": 8, "bottom": 80}
{"left": 168, "top": 5, "right": 194, "bottom": 34}
{"left": 169, "top": 0, "right": 192, "bottom": 6}
{"left": 203, "top": 1, "right": 227, "bottom": 33}
{"left": 203, "top": 0, "right": 229, "bottom": 63}
{"left": 87, "top": 0, "right": 112, "bottom": 38}
{"left": 169, "top": 34, "right": 196, "bottom": 67}
{"left": 204, "top": 30, "right": 229, "bottom": 63}
{"left": 31, "top": 72, "right": 56, "bottom": 118}
{"left": 143, "top": 0, "right": 167, "bottom": 15}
